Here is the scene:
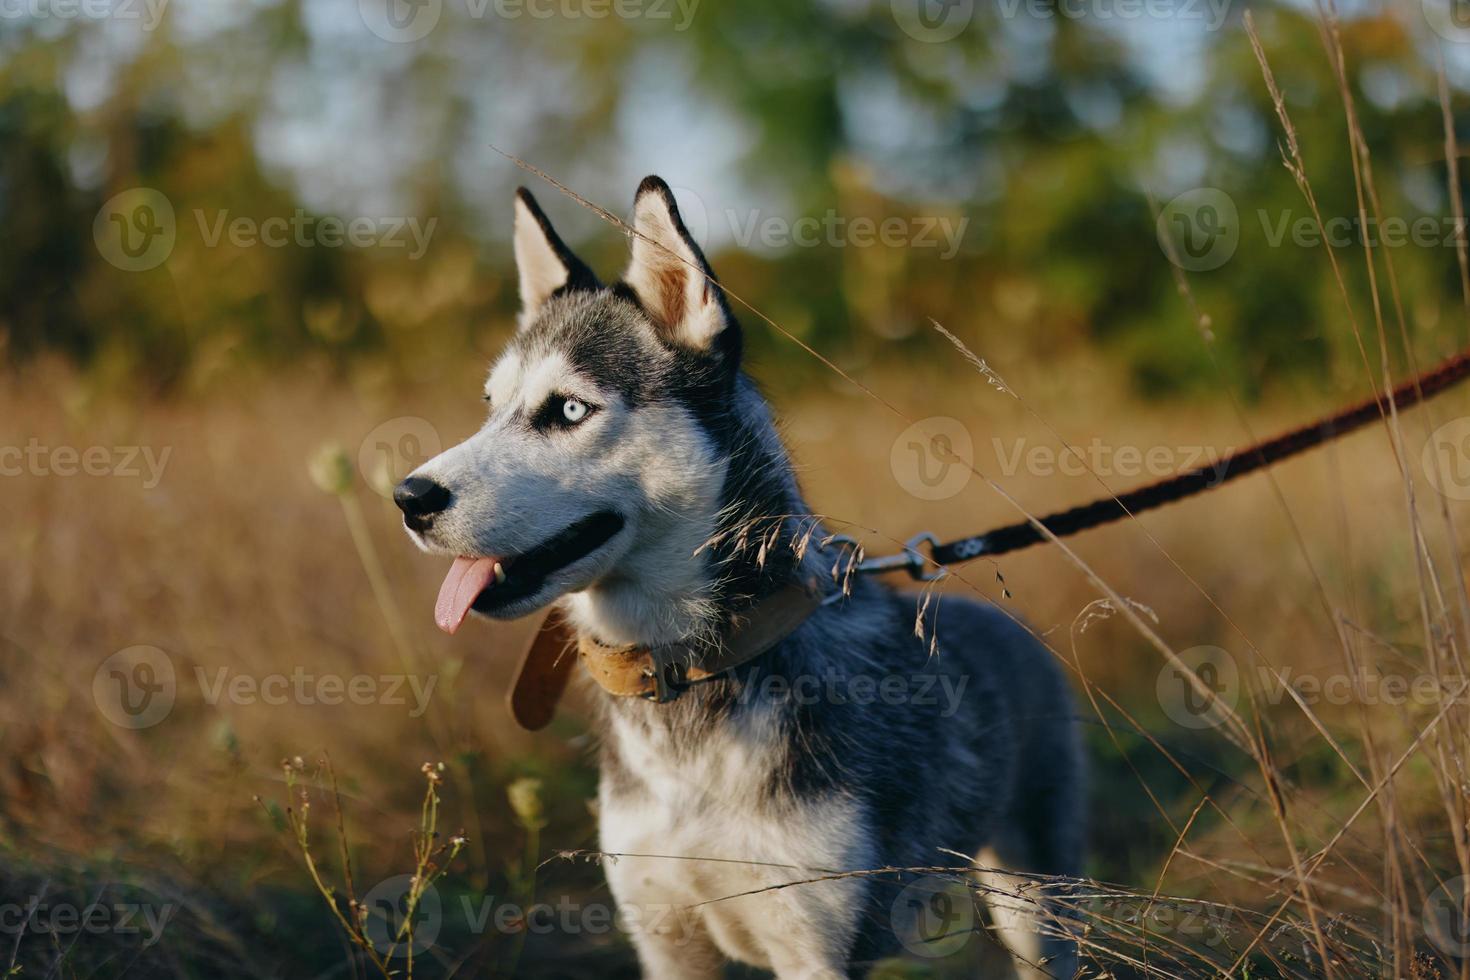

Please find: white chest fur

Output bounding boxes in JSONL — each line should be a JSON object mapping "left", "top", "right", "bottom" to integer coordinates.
{"left": 597, "top": 704, "right": 872, "bottom": 972}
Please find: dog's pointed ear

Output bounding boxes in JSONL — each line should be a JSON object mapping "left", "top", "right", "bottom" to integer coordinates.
{"left": 622, "top": 176, "right": 738, "bottom": 357}
{"left": 514, "top": 187, "right": 598, "bottom": 326}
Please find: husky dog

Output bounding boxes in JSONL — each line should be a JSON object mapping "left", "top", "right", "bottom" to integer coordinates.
{"left": 395, "top": 177, "right": 1086, "bottom": 978}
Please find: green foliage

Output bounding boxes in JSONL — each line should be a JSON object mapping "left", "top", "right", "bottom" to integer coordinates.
{"left": 2, "top": 3, "right": 1467, "bottom": 402}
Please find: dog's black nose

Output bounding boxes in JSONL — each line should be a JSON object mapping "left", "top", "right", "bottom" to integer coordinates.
{"left": 393, "top": 476, "right": 451, "bottom": 524}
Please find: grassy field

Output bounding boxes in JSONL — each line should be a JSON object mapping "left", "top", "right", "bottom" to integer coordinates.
{"left": 2, "top": 336, "right": 1468, "bottom": 977}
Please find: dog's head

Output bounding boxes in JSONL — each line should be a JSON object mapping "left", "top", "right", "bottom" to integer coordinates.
{"left": 397, "top": 177, "right": 744, "bottom": 633}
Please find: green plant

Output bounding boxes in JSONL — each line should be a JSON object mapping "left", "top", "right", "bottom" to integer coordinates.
{"left": 264, "top": 758, "right": 466, "bottom": 980}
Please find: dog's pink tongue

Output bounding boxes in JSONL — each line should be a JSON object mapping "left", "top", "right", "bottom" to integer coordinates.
{"left": 435, "top": 556, "right": 499, "bottom": 635}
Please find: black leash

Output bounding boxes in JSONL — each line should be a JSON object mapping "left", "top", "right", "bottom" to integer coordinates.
{"left": 852, "top": 349, "right": 1470, "bottom": 581}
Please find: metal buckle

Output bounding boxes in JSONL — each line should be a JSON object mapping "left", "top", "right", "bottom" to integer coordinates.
{"left": 901, "top": 532, "right": 947, "bottom": 582}
{"left": 821, "top": 532, "right": 948, "bottom": 582}
{"left": 642, "top": 650, "right": 690, "bottom": 703}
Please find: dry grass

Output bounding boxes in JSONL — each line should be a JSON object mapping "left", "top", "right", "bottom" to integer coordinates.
{"left": 2, "top": 327, "right": 1468, "bottom": 976}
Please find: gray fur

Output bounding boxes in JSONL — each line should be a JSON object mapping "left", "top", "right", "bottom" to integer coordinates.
{"left": 401, "top": 179, "right": 1087, "bottom": 978}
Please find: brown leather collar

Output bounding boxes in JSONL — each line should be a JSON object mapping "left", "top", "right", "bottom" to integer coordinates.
{"left": 506, "top": 582, "right": 823, "bottom": 731}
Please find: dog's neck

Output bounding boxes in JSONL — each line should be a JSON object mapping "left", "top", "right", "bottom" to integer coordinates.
{"left": 562, "top": 376, "right": 820, "bottom": 648}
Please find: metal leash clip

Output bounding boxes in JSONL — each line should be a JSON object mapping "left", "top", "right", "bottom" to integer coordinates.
{"left": 825, "top": 532, "right": 948, "bottom": 582}
{"left": 897, "top": 532, "right": 947, "bottom": 582}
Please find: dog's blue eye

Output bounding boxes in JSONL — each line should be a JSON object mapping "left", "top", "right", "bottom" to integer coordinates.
{"left": 530, "top": 393, "right": 596, "bottom": 431}
{"left": 562, "top": 398, "right": 589, "bottom": 424}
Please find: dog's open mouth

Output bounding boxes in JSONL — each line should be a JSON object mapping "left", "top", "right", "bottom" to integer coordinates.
{"left": 434, "top": 509, "right": 625, "bottom": 633}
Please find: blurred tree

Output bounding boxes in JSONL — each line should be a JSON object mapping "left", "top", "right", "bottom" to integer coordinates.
{"left": 0, "top": 1, "right": 1465, "bottom": 398}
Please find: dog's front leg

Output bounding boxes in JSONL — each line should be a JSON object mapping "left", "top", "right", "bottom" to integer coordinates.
{"left": 603, "top": 855, "right": 724, "bottom": 979}
{"left": 755, "top": 881, "right": 869, "bottom": 980}
{"left": 766, "top": 953, "right": 852, "bottom": 980}
{"left": 624, "top": 916, "right": 725, "bottom": 980}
